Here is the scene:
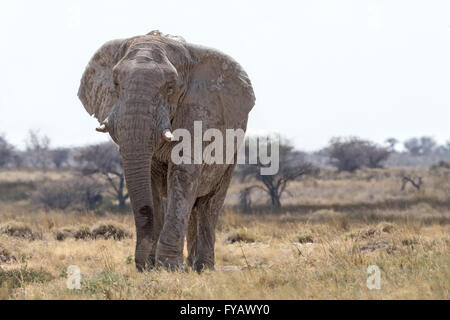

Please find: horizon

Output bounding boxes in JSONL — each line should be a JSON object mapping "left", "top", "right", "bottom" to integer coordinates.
{"left": 5, "top": 128, "right": 447, "bottom": 155}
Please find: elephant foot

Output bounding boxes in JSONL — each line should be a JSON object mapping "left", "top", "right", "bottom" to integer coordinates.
{"left": 135, "top": 262, "right": 147, "bottom": 272}
{"left": 135, "top": 239, "right": 154, "bottom": 272}
{"left": 135, "top": 257, "right": 155, "bottom": 272}
{"left": 156, "top": 256, "right": 185, "bottom": 271}
{"left": 135, "top": 252, "right": 156, "bottom": 272}
{"left": 155, "top": 243, "right": 184, "bottom": 271}
{"left": 193, "top": 260, "right": 215, "bottom": 274}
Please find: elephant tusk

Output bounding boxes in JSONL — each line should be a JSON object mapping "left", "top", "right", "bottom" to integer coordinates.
{"left": 162, "top": 129, "right": 174, "bottom": 142}
{"left": 96, "top": 123, "right": 108, "bottom": 133}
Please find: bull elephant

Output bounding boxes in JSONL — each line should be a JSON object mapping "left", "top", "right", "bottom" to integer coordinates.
{"left": 77, "top": 31, "right": 255, "bottom": 272}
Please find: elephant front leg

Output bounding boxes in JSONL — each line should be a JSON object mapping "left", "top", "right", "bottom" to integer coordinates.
{"left": 134, "top": 206, "right": 154, "bottom": 272}
{"left": 186, "top": 209, "right": 198, "bottom": 268}
{"left": 155, "top": 163, "right": 201, "bottom": 270}
{"left": 190, "top": 196, "right": 220, "bottom": 272}
{"left": 150, "top": 173, "right": 165, "bottom": 267}
{"left": 191, "top": 164, "right": 236, "bottom": 273}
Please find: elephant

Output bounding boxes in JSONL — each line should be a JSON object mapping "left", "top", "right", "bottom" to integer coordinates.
{"left": 77, "top": 30, "right": 255, "bottom": 272}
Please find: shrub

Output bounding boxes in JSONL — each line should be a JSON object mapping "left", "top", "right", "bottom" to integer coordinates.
{"left": 404, "top": 137, "right": 437, "bottom": 156}
{"left": 90, "top": 222, "right": 131, "bottom": 240}
{"left": 431, "top": 160, "right": 450, "bottom": 170}
{"left": 326, "top": 137, "right": 390, "bottom": 172}
{"left": 54, "top": 228, "right": 76, "bottom": 241}
{"left": 0, "top": 135, "right": 14, "bottom": 167}
{"left": 50, "top": 148, "right": 70, "bottom": 168}
{"left": 237, "top": 137, "right": 319, "bottom": 208}
{"left": 75, "top": 142, "right": 128, "bottom": 210}
{"left": 0, "top": 245, "right": 15, "bottom": 263}
{"left": 32, "top": 177, "right": 104, "bottom": 211}
{"left": 55, "top": 222, "right": 131, "bottom": 241}
{"left": 74, "top": 226, "right": 92, "bottom": 240}
{"left": 293, "top": 232, "right": 314, "bottom": 244}
{"left": 0, "top": 181, "right": 36, "bottom": 202}
{"left": 0, "top": 267, "right": 53, "bottom": 289}
{"left": 0, "top": 221, "right": 37, "bottom": 240}
{"left": 225, "top": 228, "right": 257, "bottom": 243}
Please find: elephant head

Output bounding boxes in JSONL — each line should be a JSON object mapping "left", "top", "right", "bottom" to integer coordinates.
{"left": 78, "top": 31, "right": 255, "bottom": 268}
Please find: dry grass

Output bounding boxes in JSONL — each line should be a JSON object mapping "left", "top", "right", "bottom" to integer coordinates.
{"left": 0, "top": 210, "right": 447, "bottom": 300}
{"left": 227, "top": 167, "right": 450, "bottom": 206}
{"left": 0, "top": 168, "right": 448, "bottom": 299}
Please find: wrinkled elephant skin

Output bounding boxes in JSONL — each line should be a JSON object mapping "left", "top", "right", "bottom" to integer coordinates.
{"left": 78, "top": 31, "right": 255, "bottom": 272}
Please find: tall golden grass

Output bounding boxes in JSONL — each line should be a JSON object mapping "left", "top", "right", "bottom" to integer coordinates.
{"left": 0, "top": 168, "right": 448, "bottom": 299}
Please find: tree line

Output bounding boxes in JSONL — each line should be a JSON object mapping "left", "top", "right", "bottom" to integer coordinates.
{"left": 0, "top": 130, "right": 449, "bottom": 211}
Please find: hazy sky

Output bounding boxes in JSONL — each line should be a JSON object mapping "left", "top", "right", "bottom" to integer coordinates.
{"left": 1, "top": 0, "right": 449, "bottom": 151}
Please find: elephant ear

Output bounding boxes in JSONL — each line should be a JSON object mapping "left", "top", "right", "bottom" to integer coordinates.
{"left": 181, "top": 46, "right": 255, "bottom": 129}
{"left": 78, "top": 38, "right": 131, "bottom": 122}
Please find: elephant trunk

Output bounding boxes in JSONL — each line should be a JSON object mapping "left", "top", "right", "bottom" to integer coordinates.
{"left": 118, "top": 116, "right": 155, "bottom": 271}
{"left": 115, "top": 99, "right": 173, "bottom": 270}
{"left": 122, "top": 152, "right": 152, "bottom": 215}
{"left": 122, "top": 149, "right": 154, "bottom": 270}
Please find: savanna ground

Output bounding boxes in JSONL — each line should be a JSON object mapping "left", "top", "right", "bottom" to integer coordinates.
{"left": 0, "top": 167, "right": 449, "bottom": 299}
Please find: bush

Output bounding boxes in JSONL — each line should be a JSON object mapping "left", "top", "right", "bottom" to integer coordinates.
{"left": 0, "top": 267, "right": 53, "bottom": 289}
{"left": 50, "top": 148, "right": 70, "bottom": 168}
{"left": 75, "top": 142, "right": 129, "bottom": 210}
{"left": 0, "top": 135, "right": 14, "bottom": 167}
{"left": 0, "top": 221, "right": 38, "bottom": 240}
{"left": 54, "top": 222, "right": 131, "bottom": 241}
{"left": 326, "top": 137, "right": 390, "bottom": 172}
{"left": 225, "top": 228, "right": 257, "bottom": 243}
{"left": 0, "top": 245, "right": 15, "bottom": 263}
{"left": 0, "top": 181, "right": 36, "bottom": 202}
{"left": 237, "top": 137, "right": 319, "bottom": 208}
{"left": 293, "top": 232, "right": 314, "bottom": 244}
{"left": 431, "top": 160, "right": 450, "bottom": 170}
{"left": 91, "top": 222, "right": 131, "bottom": 240}
{"left": 32, "top": 177, "right": 104, "bottom": 211}
{"left": 404, "top": 137, "right": 437, "bottom": 156}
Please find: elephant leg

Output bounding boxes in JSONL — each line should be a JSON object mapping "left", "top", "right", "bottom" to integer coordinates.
{"left": 191, "top": 164, "right": 236, "bottom": 273}
{"left": 133, "top": 207, "right": 154, "bottom": 272}
{"left": 150, "top": 173, "right": 165, "bottom": 268}
{"left": 186, "top": 207, "right": 198, "bottom": 268}
{"left": 155, "top": 163, "right": 202, "bottom": 270}
{"left": 189, "top": 195, "right": 218, "bottom": 272}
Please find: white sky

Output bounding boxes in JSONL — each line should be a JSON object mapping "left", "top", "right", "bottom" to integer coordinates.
{"left": 0, "top": 0, "right": 449, "bottom": 151}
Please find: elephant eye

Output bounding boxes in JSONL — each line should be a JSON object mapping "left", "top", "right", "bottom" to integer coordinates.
{"left": 112, "top": 63, "right": 123, "bottom": 89}
{"left": 166, "top": 83, "right": 175, "bottom": 95}
{"left": 112, "top": 71, "right": 120, "bottom": 88}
